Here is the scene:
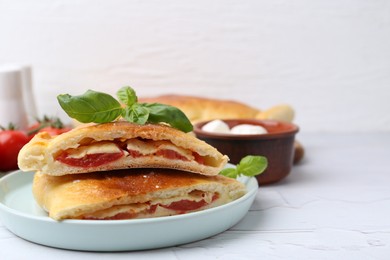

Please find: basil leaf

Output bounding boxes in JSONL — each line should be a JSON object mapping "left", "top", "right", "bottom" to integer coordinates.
{"left": 57, "top": 90, "right": 122, "bottom": 123}
{"left": 117, "top": 86, "right": 137, "bottom": 107}
{"left": 237, "top": 155, "right": 268, "bottom": 177}
{"left": 57, "top": 88, "right": 193, "bottom": 133}
{"left": 219, "top": 168, "right": 238, "bottom": 178}
{"left": 141, "top": 103, "right": 193, "bottom": 133}
{"left": 122, "top": 104, "right": 149, "bottom": 125}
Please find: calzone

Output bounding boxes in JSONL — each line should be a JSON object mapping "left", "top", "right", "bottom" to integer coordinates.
{"left": 18, "top": 121, "right": 228, "bottom": 176}
{"left": 32, "top": 168, "right": 246, "bottom": 220}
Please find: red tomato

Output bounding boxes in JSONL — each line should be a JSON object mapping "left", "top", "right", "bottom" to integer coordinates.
{"left": 0, "top": 129, "right": 29, "bottom": 171}
{"left": 27, "top": 116, "right": 72, "bottom": 139}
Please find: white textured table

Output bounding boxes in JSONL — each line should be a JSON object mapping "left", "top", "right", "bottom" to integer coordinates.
{"left": 1, "top": 133, "right": 389, "bottom": 259}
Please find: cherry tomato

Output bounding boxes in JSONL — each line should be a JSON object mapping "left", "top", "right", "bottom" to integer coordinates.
{"left": 0, "top": 129, "right": 29, "bottom": 171}
{"left": 27, "top": 116, "right": 72, "bottom": 139}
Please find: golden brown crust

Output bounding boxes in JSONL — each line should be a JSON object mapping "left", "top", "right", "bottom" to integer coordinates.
{"left": 139, "top": 94, "right": 294, "bottom": 123}
{"left": 33, "top": 168, "right": 246, "bottom": 220}
{"left": 18, "top": 121, "right": 228, "bottom": 176}
{"left": 140, "top": 95, "right": 260, "bottom": 123}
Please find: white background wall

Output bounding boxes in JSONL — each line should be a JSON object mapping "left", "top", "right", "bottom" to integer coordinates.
{"left": 1, "top": 0, "right": 389, "bottom": 133}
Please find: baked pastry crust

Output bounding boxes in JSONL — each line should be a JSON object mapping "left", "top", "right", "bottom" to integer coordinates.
{"left": 139, "top": 94, "right": 294, "bottom": 123}
{"left": 18, "top": 121, "right": 228, "bottom": 176}
{"left": 32, "top": 168, "right": 246, "bottom": 220}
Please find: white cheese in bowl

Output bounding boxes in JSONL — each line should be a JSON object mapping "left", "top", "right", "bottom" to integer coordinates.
{"left": 201, "top": 119, "right": 231, "bottom": 134}
{"left": 201, "top": 120, "right": 268, "bottom": 135}
{"left": 230, "top": 124, "right": 268, "bottom": 135}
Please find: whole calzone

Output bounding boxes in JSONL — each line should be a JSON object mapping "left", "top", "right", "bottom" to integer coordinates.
{"left": 33, "top": 168, "right": 246, "bottom": 220}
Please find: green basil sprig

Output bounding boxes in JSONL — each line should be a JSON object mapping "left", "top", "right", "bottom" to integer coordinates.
{"left": 220, "top": 155, "right": 268, "bottom": 179}
{"left": 57, "top": 86, "right": 193, "bottom": 133}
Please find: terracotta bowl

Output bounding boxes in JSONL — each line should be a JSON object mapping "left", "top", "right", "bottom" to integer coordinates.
{"left": 194, "top": 119, "right": 299, "bottom": 185}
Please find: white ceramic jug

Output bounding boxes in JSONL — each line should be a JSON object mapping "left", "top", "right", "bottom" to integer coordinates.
{"left": 0, "top": 65, "right": 32, "bottom": 130}
{"left": 20, "top": 65, "right": 38, "bottom": 123}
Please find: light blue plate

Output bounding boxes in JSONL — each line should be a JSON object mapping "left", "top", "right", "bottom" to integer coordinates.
{"left": 0, "top": 170, "right": 258, "bottom": 251}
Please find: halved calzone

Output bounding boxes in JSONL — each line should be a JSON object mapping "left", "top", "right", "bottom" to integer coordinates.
{"left": 33, "top": 168, "right": 246, "bottom": 220}
{"left": 18, "top": 121, "right": 228, "bottom": 176}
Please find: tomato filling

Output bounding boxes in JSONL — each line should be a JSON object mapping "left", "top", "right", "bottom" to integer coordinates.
{"left": 156, "top": 149, "right": 189, "bottom": 161}
{"left": 160, "top": 199, "right": 208, "bottom": 212}
{"left": 83, "top": 194, "right": 219, "bottom": 220}
{"left": 56, "top": 151, "right": 124, "bottom": 168}
{"left": 193, "top": 152, "right": 204, "bottom": 165}
{"left": 127, "top": 150, "right": 142, "bottom": 158}
{"left": 57, "top": 142, "right": 206, "bottom": 167}
{"left": 160, "top": 193, "right": 219, "bottom": 213}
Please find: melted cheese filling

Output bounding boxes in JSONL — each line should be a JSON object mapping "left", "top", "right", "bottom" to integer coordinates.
{"left": 61, "top": 139, "right": 196, "bottom": 162}
{"left": 126, "top": 139, "right": 194, "bottom": 160}
{"left": 65, "top": 142, "right": 123, "bottom": 159}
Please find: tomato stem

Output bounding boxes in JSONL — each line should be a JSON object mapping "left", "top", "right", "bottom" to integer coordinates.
{"left": 0, "top": 123, "right": 18, "bottom": 131}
